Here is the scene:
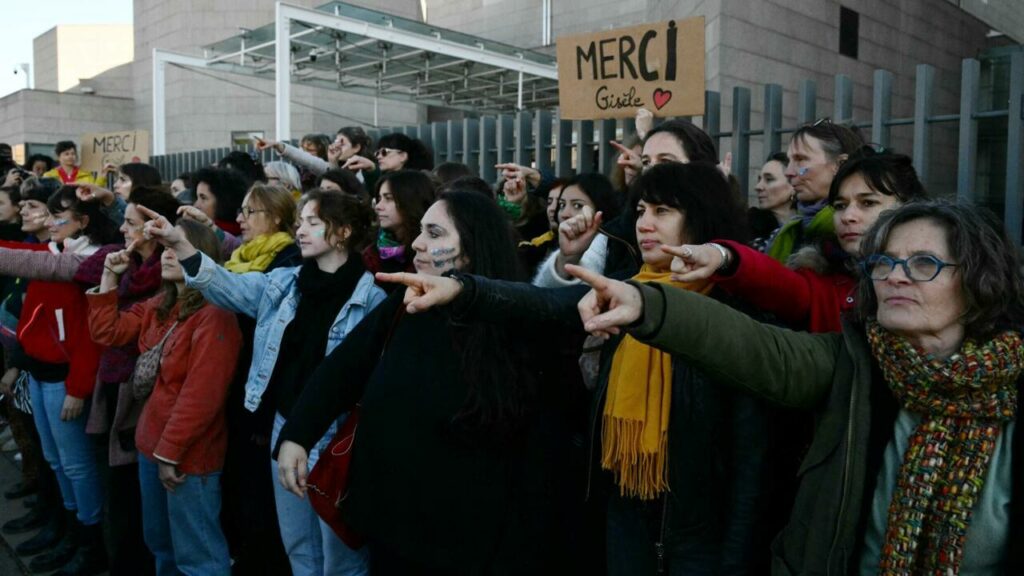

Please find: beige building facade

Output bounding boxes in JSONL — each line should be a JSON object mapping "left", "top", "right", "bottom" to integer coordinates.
{"left": 0, "top": 0, "right": 1019, "bottom": 175}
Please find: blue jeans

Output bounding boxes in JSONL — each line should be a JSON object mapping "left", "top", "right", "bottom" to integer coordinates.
{"left": 271, "top": 412, "right": 369, "bottom": 576}
{"left": 27, "top": 374, "right": 103, "bottom": 525}
{"left": 138, "top": 455, "right": 230, "bottom": 576}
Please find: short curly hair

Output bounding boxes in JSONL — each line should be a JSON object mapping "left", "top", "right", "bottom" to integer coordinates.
{"left": 857, "top": 200, "right": 1024, "bottom": 340}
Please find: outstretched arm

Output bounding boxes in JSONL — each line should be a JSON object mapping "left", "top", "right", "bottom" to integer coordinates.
{"left": 569, "top": 264, "right": 839, "bottom": 409}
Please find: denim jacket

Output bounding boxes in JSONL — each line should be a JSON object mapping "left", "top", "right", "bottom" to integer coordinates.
{"left": 184, "top": 252, "right": 386, "bottom": 412}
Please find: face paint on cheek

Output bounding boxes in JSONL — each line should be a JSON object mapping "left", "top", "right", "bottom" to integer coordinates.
{"left": 312, "top": 229, "right": 325, "bottom": 237}
{"left": 429, "top": 247, "right": 460, "bottom": 269}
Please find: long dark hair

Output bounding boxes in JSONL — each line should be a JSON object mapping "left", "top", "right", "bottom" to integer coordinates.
{"left": 828, "top": 148, "right": 928, "bottom": 205}
{"left": 47, "top": 186, "right": 121, "bottom": 245}
{"left": 192, "top": 167, "right": 248, "bottom": 222}
{"left": 438, "top": 192, "right": 534, "bottom": 442}
{"left": 634, "top": 162, "right": 749, "bottom": 244}
{"left": 561, "top": 172, "right": 622, "bottom": 221}
{"left": 374, "top": 170, "right": 436, "bottom": 247}
{"left": 376, "top": 133, "right": 433, "bottom": 171}
{"left": 119, "top": 163, "right": 163, "bottom": 192}
{"left": 643, "top": 119, "right": 718, "bottom": 163}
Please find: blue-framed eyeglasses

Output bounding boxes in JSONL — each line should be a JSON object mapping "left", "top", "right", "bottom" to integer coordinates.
{"left": 861, "top": 253, "right": 958, "bottom": 282}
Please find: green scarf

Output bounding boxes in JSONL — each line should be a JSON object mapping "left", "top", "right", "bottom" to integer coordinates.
{"left": 866, "top": 321, "right": 1021, "bottom": 575}
{"left": 497, "top": 196, "right": 523, "bottom": 221}
{"left": 766, "top": 206, "right": 835, "bottom": 263}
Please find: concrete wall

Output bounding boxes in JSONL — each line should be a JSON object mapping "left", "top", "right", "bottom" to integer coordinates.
{"left": 428, "top": 0, "right": 1008, "bottom": 198}
{"left": 0, "top": 90, "right": 134, "bottom": 146}
{"left": 33, "top": 25, "right": 134, "bottom": 93}
{"left": 716, "top": 0, "right": 1003, "bottom": 198}
{"left": 33, "top": 29, "right": 59, "bottom": 92}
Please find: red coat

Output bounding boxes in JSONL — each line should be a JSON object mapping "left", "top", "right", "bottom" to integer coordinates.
{"left": 713, "top": 240, "right": 857, "bottom": 334}
{"left": 87, "top": 290, "right": 241, "bottom": 475}
{"left": 5, "top": 240, "right": 118, "bottom": 399}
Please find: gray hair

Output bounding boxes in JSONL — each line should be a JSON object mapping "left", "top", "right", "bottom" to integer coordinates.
{"left": 264, "top": 161, "right": 301, "bottom": 192}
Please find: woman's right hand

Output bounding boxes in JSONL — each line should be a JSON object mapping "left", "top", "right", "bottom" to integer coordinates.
{"left": 138, "top": 206, "right": 193, "bottom": 258}
{"left": 610, "top": 140, "right": 643, "bottom": 175}
{"left": 558, "top": 207, "right": 603, "bottom": 259}
{"left": 254, "top": 137, "right": 283, "bottom": 154}
{"left": 176, "top": 205, "right": 216, "bottom": 230}
{"left": 75, "top": 183, "right": 115, "bottom": 207}
{"left": 0, "top": 368, "right": 18, "bottom": 396}
{"left": 376, "top": 272, "right": 463, "bottom": 313}
{"left": 277, "top": 440, "right": 309, "bottom": 498}
{"left": 103, "top": 242, "right": 135, "bottom": 276}
{"left": 662, "top": 243, "right": 728, "bottom": 282}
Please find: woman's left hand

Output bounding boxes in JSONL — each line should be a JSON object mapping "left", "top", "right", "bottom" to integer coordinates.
{"left": 567, "top": 264, "right": 644, "bottom": 338}
{"left": 60, "top": 395, "right": 85, "bottom": 421}
{"left": 376, "top": 272, "right": 463, "bottom": 313}
{"left": 158, "top": 462, "right": 187, "bottom": 492}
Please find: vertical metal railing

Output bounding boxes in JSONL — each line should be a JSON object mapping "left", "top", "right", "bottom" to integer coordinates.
{"left": 151, "top": 56, "right": 1024, "bottom": 242}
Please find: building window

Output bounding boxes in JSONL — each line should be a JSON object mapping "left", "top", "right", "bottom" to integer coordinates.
{"left": 839, "top": 6, "right": 859, "bottom": 59}
{"left": 231, "top": 131, "right": 265, "bottom": 147}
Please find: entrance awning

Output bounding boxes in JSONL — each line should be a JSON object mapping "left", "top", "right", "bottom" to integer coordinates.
{"left": 153, "top": 1, "right": 559, "bottom": 153}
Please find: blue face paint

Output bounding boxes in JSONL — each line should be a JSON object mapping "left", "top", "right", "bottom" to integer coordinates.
{"left": 796, "top": 167, "right": 810, "bottom": 177}
{"left": 430, "top": 247, "right": 455, "bottom": 257}
{"left": 312, "top": 228, "right": 326, "bottom": 237}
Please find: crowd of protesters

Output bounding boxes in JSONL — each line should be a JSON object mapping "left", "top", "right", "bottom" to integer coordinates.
{"left": 0, "top": 108, "right": 1018, "bottom": 576}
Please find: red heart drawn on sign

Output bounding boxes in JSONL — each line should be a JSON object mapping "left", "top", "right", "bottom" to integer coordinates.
{"left": 653, "top": 89, "right": 673, "bottom": 110}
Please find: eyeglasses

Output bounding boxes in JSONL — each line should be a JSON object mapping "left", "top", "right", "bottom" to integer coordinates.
{"left": 237, "top": 206, "right": 268, "bottom": 218}
{"left": 861, "top": 254, "right": 959, "bottom": 282}
{"left": 375, "top": 147, "right": 401, "bottom": 158}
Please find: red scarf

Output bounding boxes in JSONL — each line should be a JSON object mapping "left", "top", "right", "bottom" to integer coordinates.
{"left": 57, "top": 166, "right": 79, "bottom": 184}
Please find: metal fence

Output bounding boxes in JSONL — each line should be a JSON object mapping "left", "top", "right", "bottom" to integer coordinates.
{"left": 152, "top": 53, "right": 1024, "bottom": 241}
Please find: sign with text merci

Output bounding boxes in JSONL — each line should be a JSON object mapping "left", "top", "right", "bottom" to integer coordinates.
{"left": 80, "top": 130, "right": 150, "bottom": 172}
{"left": 555, "top": 17, "right": 705, "bottom": 120}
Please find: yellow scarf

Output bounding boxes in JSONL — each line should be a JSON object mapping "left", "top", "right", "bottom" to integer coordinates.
{"left": 225, "top": 232, "right": 294, "bottom": 273}
{"left": 602, "top": 265, "right": 713, "bottom": 500}
{"left": 518, "top": 230, "right": 555, "bottom": 248}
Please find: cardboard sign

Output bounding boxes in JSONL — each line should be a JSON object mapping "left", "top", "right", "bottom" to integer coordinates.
{"left": 79, "top": 130, "right": 150, "bottom": 172}
{"left": 556, "top": 18, "right": 705, "bottom": 120}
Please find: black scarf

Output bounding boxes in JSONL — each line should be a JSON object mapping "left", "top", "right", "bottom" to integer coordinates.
{"left": 272, "top": 257, "right": 365, "bottom": 418}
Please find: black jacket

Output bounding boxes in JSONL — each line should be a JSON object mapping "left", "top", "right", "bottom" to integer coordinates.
{"left": 451, "top": 275, "right": 769, "bottom": 574}
{"left": 279, "top": 290, "right": 571, "bottom": 575}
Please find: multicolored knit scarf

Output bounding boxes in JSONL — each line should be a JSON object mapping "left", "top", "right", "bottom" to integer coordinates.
{"left": 376, "top": 229, "right": 406, "bottom": 262}
{"left": 866, "top": 320, "right": 1021, "bottom": 575}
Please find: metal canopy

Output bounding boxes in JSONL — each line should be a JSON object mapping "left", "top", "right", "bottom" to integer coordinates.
{"left": 202, "top": 1, "right": 559, "bottom": 113}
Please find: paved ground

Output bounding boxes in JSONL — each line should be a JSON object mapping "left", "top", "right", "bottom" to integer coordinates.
{"left": 0, "top": 446, "right": 33, "bottom": 576}
{"left": 0, "top": 433, "right": 110, "bottom": 576}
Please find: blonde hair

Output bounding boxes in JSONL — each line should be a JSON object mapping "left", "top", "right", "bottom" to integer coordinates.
{"left": 246, "top": 184, "right": 297, "bottom": 235}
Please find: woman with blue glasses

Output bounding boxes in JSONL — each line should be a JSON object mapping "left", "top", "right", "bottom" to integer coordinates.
{"left": 426, "top": 200, "right": 1023, "bottom": 575}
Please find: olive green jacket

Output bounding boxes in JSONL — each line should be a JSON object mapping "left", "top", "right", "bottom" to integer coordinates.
{"left": 627, "top": 282, "right": 1023, "bottom": 575}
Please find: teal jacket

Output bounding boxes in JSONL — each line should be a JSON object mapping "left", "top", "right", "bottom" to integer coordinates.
{"left": 627, "top": 282, "right": 1023, "bottom": 575}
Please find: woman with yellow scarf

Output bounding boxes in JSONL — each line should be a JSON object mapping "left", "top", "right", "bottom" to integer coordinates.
{"left": 213, "top": 182, "right": 302, "bottom": 574}
{"left": 381, "top": 162, "right": 772, "bottom": 574}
